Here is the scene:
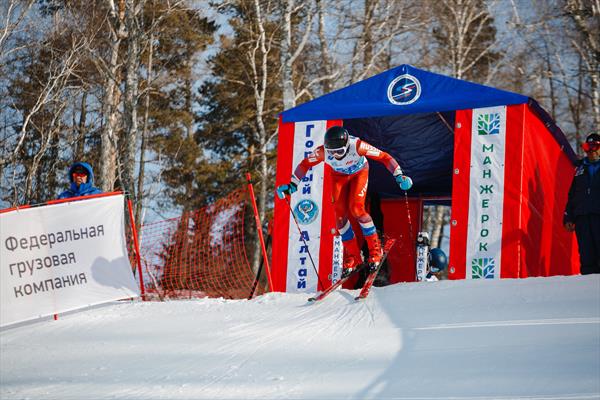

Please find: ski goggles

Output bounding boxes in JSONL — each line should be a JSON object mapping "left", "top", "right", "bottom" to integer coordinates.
{"left": 72, "top": 171, "right": 88, "bottom": 178}
{"left": 326, "top": 146, "right": 347, "bottom": 157}
{"left": 582, "top": 141, "right": 600, "bottom": 152}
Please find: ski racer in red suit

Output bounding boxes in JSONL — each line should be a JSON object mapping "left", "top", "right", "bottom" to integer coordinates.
{"left": 277, "top": 126, "right": 413, "bottom": 278}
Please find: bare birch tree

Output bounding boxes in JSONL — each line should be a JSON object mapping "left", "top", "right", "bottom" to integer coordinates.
{"left": 508, "top": 0, "right": 597, "bottom": 148}
{"left": 4, "top": 38, "right": 91, "bottom": 204}
{"left": 248, "top": 0, "right": 273, "bottom": 271}
{"left": 122, "top": 0, "right": 144, "bottom": 201}
{"left": 0, "top": 0, "right": 36, "bottom": 180}
{"left": 564, "top": 0, "right": 600, "bottom": 132}
{"left": 280, "top": 0, "right": 315, "bottom": 110}
{"left": 345, "top": 0, "right": 428, "bottom": 83}
{"left": 0, "top": 0, "right": 35, "bottom": 65}
{"left": 315, "top": 0, "right": 334, "bottom": 94}
{"left": 94, "top": 0, "right": 127, "bottom": 192}
{"left": 431, "top": 0, "right": 503, "bottom": 81}
{"left": 135, "top": 25, "right": 154, "bottom": 227}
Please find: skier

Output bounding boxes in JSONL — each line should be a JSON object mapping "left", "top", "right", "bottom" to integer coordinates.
{"left": 426, "top": 247, "right": 448, "bottom": 281}
{"left": 277, "top": 125, "right": 412, "bottom": 278}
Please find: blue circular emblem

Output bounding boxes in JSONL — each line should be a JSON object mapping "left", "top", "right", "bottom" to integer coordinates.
{"left": 387, "top": 74, "right": 421, "bottom": 105}
{"left": 293, "top": 199, "right": 319, "bottom": 225}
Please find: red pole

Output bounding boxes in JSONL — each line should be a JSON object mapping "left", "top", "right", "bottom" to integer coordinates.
{"left": 126, "top": 198, "right": 146, "bottom": 300}
{"left": 246, "top": 173, "right": 274, "bottom": 292}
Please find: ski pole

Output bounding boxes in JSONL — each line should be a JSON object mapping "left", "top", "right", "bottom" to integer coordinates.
{"left": 248, "top": 233, "right": 271, "bottom": 300}
{"left": 403, "top": 190, "right": 416, "bottom": 247}
{"left": 282, "top": 195, "right": 326, "bottom": 290}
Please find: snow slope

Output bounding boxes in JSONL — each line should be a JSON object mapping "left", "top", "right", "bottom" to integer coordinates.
{"left": 1, "top": 275, "right": 599, "bottom": 400}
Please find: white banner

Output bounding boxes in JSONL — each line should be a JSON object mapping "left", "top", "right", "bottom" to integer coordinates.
{"left": 0, "top": 194, "right": 140, "bottom": 326}
{"left": 466, "top": 106, "right": 507, "bottom": 279}
{"left": 286, "top": 121, "right": 327, "bottom": 292}
{"left": 331, "top": 235, "right": 343, "bottom": 285}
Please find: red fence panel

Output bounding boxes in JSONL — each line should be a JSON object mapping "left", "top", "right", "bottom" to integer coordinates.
{"left": 137, "top": 188, "right": 269, "bottom": 300}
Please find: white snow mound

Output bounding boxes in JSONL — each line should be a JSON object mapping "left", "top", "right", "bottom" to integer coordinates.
{"left": 2, "top": 275, "right": 599, "bottom": 400}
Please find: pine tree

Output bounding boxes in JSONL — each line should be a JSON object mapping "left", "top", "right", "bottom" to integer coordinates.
{"left": 431, "top": 0, "right": 502, "bottom": 82}
{"left": 141, "top": 2, "right": 218, "bottom": 212}
{"left": 190, "top": 1, "right": 281, "bottom": 210}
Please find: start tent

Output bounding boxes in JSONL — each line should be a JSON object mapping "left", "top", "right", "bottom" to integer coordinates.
{"left": 272, "top": 64, "right": 579, "bottom": 293}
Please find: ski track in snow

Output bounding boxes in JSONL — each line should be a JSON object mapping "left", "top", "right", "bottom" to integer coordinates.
{"left": 415, "top": 317, "right": 600, "bottom": 330}
{"left": 1, "top": 275, "right": 599, "bottom": 400}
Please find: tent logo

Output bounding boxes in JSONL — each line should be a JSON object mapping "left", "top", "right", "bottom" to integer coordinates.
{"left": 471, "top": 257, "right": 495, "bottom": 279}
{"left": 477, "top": 113, "right": 501, "bottom": 135}
{"left": 387, "top": 74, "right": 421, "bottom": 105}
{"left": 294, "top": 199, "right": 319, "bottom": 225}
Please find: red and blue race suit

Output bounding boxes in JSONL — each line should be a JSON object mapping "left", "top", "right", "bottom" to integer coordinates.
{"left": 291, "top": 136, "right": 403, "bottom": 266}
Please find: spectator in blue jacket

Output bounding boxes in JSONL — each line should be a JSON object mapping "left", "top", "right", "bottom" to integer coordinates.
{"left": 58, "top": 162, "right": 103, "bottom": 199}
{"left": 564, "top": 133, "right": 600, "bottom": 275}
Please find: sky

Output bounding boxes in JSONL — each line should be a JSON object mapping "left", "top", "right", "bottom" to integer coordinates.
{"left": 1, "top": 274, "right": 599, "bottom": 400}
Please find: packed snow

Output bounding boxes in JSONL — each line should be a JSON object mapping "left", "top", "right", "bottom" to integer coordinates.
{"left": 1, "top": 275, "right": 599, "bottom": 400}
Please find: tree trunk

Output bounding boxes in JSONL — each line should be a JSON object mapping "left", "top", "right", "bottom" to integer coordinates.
{"left": 251, "top": 0, "right": 270, "bottom": 274}
{"left": 281, "top": 0, "right": 295, "bottom": 110}
{"left": 99, "top": 31, "right": 120, "bottom": 192}
{"left": 258, "top": 128, "right": 269, "bottom": 270}
{"left": 590, "top": 69, "right": 600, "bottom": 131}
{"left": 75, "top": 92, "right": 87, "bottom": 160}
{"left": 543, "top": 36, "right": 557, "bottom": 120}
{"left": 25, "top": 112, "right": 63, "bottom": 202}
{"left": 122, "top": 0, "right": 141, "bottom": 198}
{"left": 362, "top": 0, "right": 374, "bottom": 76}
{"left": 99, "top": 0, "right": 126, "bottom": 192}
{"left": 135, "top": 29, "right": 153, "bottom": 229}
{"left": 565, "top": 0, "right": 600, "bottom": 132}
{"left": 316, "top": 0, "right": 332, "bottom": 93}
{"left": 429, "top": 205, "right": 446, "bottom": 249}
{"left": 46, "top": 130, "right": 61, "bottom": 200}
{"left": 185, "top": 40, "right": 194, "bottom": 140}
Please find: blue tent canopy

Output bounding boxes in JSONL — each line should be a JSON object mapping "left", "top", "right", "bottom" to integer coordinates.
{"left": 280, "top": 64, "right": 528, "bottom": 123}
{"left": 278, "top": 65, "right": 568, "bottom": 199}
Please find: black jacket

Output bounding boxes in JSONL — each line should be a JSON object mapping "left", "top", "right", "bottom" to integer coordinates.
{"left": 564, "top": 158, "right": 600, "bottom": 224}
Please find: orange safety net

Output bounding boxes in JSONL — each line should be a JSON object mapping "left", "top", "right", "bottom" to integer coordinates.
{"left": 136, "top": 188, "right": 269, "bottom": 300}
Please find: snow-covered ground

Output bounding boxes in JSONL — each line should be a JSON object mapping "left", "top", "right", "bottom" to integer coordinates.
{"left": 1, "top": 275, "right": 599, "bottom": 400}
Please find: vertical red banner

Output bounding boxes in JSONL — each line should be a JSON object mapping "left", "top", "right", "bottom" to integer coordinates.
{"left": 499, "top": 104, "right": 525, "bottom": 278}
{"left": 272, "top": 118, "right": 295, "bottom": 292}
{"left": 317, "top": 120, "right": 343, "bottom": 291}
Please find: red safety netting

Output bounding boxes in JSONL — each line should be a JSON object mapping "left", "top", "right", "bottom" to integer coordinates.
{"left": 135, "top": 188, "right": 269, "bottom": 300}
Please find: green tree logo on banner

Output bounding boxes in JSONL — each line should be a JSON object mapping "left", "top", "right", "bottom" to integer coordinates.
{"left": 472, "top": 257, "right": 495, "bottom": 279}
{"left": 477, "top": 113, "right": 501, "bottom": 135}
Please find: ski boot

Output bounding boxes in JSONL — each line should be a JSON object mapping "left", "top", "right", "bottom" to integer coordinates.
{"left": 364, "top": 233, "right": 383, "bottom": 272}
{"left": 341, "top": 238, "right": 362, "bottom": 279}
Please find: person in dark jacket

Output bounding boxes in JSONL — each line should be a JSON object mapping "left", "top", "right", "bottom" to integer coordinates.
{"left": 564, "top": 133, "right": 600, "bottom": 275}
{"left": 57, "top": 162, "right": 103, "bottom": 199}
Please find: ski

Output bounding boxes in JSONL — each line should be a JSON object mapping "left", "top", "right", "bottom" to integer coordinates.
{"left": 307, "top": 263, "right": 366, "bottom": 302}
{"left": 355, "top": 238, "right": 397, "bottom": 301}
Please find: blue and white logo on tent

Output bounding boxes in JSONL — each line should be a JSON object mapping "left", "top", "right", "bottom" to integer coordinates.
{"left": 387, "top": 74, "right": 421, "bottom": 105}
